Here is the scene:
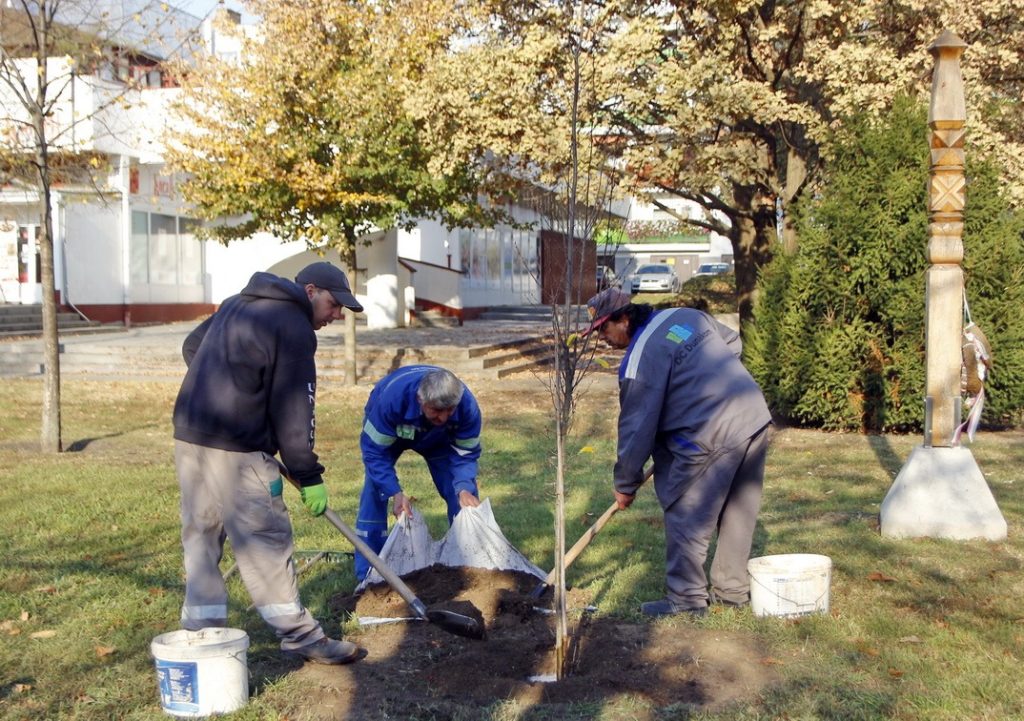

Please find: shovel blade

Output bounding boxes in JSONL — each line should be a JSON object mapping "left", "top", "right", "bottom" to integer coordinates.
{"left": 426, "top": 609, "right": 486, "bottom": 640}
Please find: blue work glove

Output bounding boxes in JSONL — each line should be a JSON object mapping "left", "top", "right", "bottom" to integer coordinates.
{"left": 300, "top": 483, "right": 328, "bottom": 516}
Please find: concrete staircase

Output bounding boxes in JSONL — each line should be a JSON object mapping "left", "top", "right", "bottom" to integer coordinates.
{"left": 306, "top": 334, "right": 560, "bottom": 381}
{"left": 0, "top": 304, "right": 614, "bottom": 382}
{"left": 0, "top": 324, "right": 561, "bottom": 382}
{"left": 477, "top": 304, "right": 590, "bottom": 323}
{"left": 0, "top": 304, "right": 105, "bottom": 339}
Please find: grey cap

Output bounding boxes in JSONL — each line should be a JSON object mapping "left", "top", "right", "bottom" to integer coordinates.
{"left": 295, "top": 262, "right": 363, "bottom": 312}
{"left": 581, "top": 288, "right": 632, "bottom": 337}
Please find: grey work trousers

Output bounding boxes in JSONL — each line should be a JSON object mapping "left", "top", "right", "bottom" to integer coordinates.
{"left": 175, "top": 440, "right": 324, "bottom": 650}
{"left": 656, "top": 424, "right": 770, "bottom": 608}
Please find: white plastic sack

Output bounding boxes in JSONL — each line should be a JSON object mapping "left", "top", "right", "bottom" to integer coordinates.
{"left": 357, "top": 498, "right": 545, "bottom": 591}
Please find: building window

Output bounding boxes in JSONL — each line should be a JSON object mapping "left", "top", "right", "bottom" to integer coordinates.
{"left": 130, "top": 211, "right": 204, "bottom": 287}
{"left": 179, "top": 218, "right": 203, "bottom": 286}
{"left": 130, "top": 212, "right": 149, "bottom": 284}
{"left": 150, "top": 214, "right": 178, "bottom": 284}
{"left": 459, "top": 228, "right": 537, "bottom": 292}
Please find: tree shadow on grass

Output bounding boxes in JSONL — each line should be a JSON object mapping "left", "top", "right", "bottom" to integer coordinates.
{"left": 64, "top": 422, "right": 162, "bottom": 452}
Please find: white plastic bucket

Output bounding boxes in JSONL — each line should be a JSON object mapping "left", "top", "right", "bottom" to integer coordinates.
{"left": 151, "top": 628, "right": 249, "bottom": 718}
{"left": 747, "top": 554, "right": 831, "bottom": 618}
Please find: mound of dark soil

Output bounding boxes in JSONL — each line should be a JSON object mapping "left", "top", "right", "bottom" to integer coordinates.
{"left": 279, "top": 565, "right": 777, "bottom": 720}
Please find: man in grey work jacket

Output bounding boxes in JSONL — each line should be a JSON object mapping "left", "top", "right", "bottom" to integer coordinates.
{"left": 583, "top": 288, "right": 772, "bottom": 617}
{"left": 173, "top": 261, "right": 366, "bottom": 664}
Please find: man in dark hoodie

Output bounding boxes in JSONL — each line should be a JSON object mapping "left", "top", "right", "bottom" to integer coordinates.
{"left": 172, "top": 261, "right": 365, "bottom": 665}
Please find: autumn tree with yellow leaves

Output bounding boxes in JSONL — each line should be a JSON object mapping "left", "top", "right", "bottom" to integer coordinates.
{"left": 166, "top": 0, "right": 498, "bottom": 384}
{"left": 412, "top": 0, "right": 1024, "bottom": 325}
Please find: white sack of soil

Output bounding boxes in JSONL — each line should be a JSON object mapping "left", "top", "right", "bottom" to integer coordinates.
{"left": 357, "top": 499, "right": 545, "bottom": 590}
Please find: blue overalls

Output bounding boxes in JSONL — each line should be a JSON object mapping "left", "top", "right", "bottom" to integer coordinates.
{"left": 354, "top": 365, "right": 482, "bottom": 580}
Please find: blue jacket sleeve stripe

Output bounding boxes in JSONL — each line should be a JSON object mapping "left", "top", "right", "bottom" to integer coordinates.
{"left": 453, "top": 436, "right": 480, "bottom": 449}
{"left": 363, "top": 419, "right": 397, "bottom": 447}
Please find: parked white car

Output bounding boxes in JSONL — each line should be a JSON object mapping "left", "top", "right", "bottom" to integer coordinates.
{"left": 629, "top": 264, "right": 680, "bottom": 293}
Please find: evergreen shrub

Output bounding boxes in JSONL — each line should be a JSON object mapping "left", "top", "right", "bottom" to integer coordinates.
{"left": 746, "top": 97, "right": 1024, "bottom": 432}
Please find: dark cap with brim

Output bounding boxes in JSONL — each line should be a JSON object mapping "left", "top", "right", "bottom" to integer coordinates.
{"left": 580, "top": 287, "right": 632, "bottom": 337}
{"left": 295, "top": 262, "right": 363, "bottom": 312}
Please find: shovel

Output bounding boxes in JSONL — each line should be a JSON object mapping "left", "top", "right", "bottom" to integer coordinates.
{"left": 530, "top": 465, "right": 654, "bottom": 599}
{"left": 279, "top": 467, "right": 485, "bottom": 640}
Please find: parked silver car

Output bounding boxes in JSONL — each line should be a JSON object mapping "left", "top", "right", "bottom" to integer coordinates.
{"left": 629, "top": 263, "right": 680, "bottom": 293}
{"left": 694, "top": 262, "right": 730, "bottom": 277}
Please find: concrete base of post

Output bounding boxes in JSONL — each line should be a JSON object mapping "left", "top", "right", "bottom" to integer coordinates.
{"left": 880, "top": 445, "right": 1007, "bottom": 540}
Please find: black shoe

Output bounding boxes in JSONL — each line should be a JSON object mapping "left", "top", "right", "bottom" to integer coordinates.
{"left": 289, "top": 637, "right": 366, "bottom": 665}
{"left": 640, "top": 599, "right": 708, "bottom": 618}
{"left": 709, "top": 590, "right": 750, "bottom": 608}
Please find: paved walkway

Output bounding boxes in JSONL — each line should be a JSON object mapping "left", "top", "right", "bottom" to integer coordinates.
{"left": 1, "top": 317, "right": 605, "bottom": 386}
{"left": 1, "top": 316, "right": 554, "bottom": 353}
{"left": 0, "top": 317, "right": 631, "bottom": 396}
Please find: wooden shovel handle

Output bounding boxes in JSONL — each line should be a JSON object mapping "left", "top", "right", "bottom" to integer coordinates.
{"left": 544, "top": 465, "right": 654, "bottom": 587}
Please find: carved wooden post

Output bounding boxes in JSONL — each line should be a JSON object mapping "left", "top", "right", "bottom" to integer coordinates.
{"left": 880, "top": 30, "right": 1006, "bottom": 541}
{"left": 924, "top": 30, "right": 967, "bottom": 447}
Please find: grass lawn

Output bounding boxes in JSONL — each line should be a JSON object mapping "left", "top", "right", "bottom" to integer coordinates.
{"left": 1, "top": 376, "right": 1022, "bottom": 720}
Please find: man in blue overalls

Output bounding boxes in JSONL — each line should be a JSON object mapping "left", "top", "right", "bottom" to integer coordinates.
{"left": 354, "top": 365, "right": 482, "bottom": 580}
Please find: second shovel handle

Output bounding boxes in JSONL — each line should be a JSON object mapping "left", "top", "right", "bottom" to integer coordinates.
{"left": 278, "top": 466, "right": 429, "bottom": 620}
{"left": 544, "top": 465, "right": 655, "bottom": 587}
{"left": 545, "top": 501, "right": 619, "bottom": 586}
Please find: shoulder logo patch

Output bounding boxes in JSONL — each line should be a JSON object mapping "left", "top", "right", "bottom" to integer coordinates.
{"left": 666, "top": 324, "right": 694, "bottom": 344}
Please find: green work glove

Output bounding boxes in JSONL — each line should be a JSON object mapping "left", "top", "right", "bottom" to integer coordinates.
{"left": 300, "top": 483, "right": 328, "bottom": 516}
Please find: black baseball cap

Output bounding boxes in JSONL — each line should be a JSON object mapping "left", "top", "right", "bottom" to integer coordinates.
{"left": 295, "top": 262, "right": 363, "bottom": 312}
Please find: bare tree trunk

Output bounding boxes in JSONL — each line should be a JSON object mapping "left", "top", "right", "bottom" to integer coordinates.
{"left": 730, "top": 184, "right": 777, "bottom": 329}
{"left": 39, "top": 190, "right": 62, "bottom": 453}
{"left": 553, "top": 416, "right": 568, "bottom": 676}
{"left": 33, "top": 39, "right": 61, "bottom": 452}
{"left": 780, "top": 145, "right": 807, "bottom": 254}
{"left": 340, "top": 231, "right": 359, "bottom": 386}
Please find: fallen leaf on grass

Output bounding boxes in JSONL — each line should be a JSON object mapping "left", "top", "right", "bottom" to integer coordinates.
{"left": 33, "top": 586, "right": 56, "bottom": 594}
{"left": 888, "top": 668, "right": 904, "bottom": 678}
{"left": 13, "top": 683, "right": 32, "bottom": 694}
{"left": 20, "top": 611, "right": 30, "bottom": 621}
{"left": 578, "top": 445, "right": 594, "bottom": 454}
{"left": 29, "top": 630, "right": 57, "bottom": 639}
{"left": 95, "top": 645, "right": 116, "bottom": 658}
{"left": 899, "top": 635, "right": 923, "bottom": 644}
{"left": 867, "top": 571, "right": 897, "bottom": 583}
{"left": 855, "top": 642, "right": 880, "bottom": 657}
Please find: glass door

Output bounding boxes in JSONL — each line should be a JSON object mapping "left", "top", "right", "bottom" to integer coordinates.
{"left": 16, "top": 225, "right": 42, "bottom": 303}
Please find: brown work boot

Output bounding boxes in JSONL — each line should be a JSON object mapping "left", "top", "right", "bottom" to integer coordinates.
{"left": 289, "top": 637, "right": 366, "bottom": 665}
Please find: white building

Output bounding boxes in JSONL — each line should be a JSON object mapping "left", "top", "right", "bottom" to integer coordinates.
{"left": 0, "top": 4, "right": 707, "bottom": 329}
